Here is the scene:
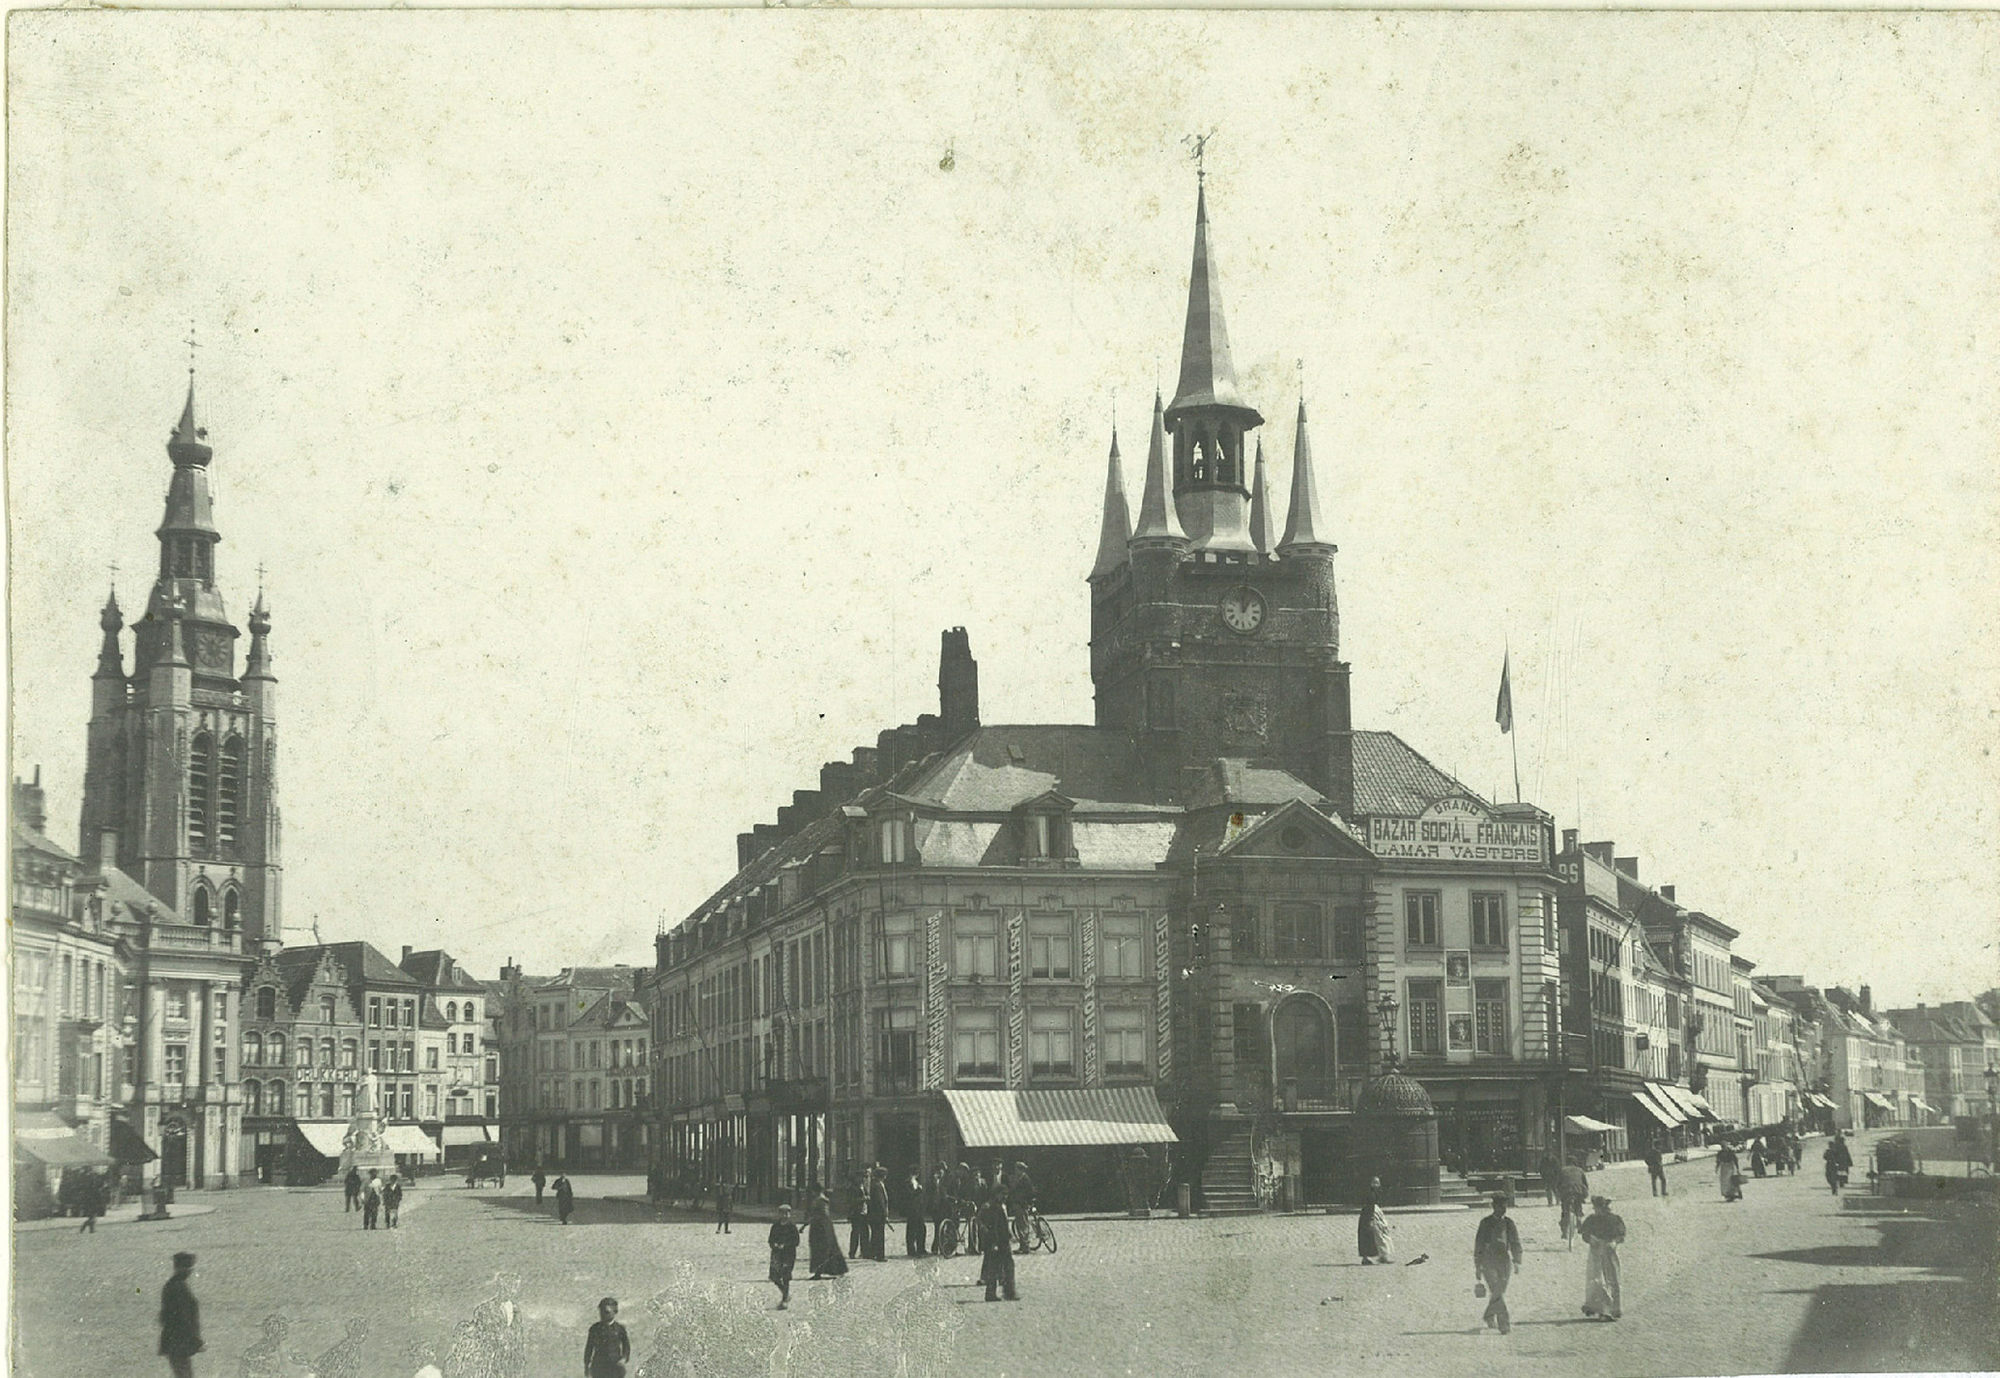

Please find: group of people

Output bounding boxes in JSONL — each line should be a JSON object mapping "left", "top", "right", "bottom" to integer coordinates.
{"left": 760, "top": 1158, "right": 1038, "bottom": 1308}
{"left": 341, "top": 1166, "right": 407, "bottom": 1229}
{"left": 1471, "top": 1192, "right": 1627, "bottom": 1334}
{"left": 1714, "top": 1128, "right": 1810, "bottom": 1202}
{"left": 60, "top": 1167, "right": 112, "bottom": 1232}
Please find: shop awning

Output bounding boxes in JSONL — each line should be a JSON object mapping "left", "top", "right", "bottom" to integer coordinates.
{"left": 1565, "top": 1115, "right": 1620, "bottom": 1134}
{"left": 384, "top": 1125, "right": 440, "bottom": 1157}
{"left": 13, "top": 1112, "right": 112, "bottom": 1167}
{"left": 440, "top": 1124, "right": 493, "bottom": 1146}
{"left": 1686, "top": 1092, "right": 1716, "bottom": 1115}
{"left": 1805, "top": 1092, "right": 1833, "bottom": 1110}
{"left": 942, "top": 1088, "right": 1178, "bottom": 1148}
{"left": 109, "top": 1118, "right": 157, "bottom": 1164}
{"left": 295, "top": 1122, "right": 348, "bottom": 1158}
{"left": 1630, "top": 1085, "right": 1683, "bottom": 1127}
{"left": 1912, "top": 1098, "right": 1937, "bottom": 1115}
{"left": 1863, "top": 1092, "right": 1895, "bottom": 1111}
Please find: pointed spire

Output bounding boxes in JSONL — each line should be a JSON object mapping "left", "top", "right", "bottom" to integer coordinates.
{"left": 168, "top": 379, "right": 213, "bottom": 469}
{"left": 1089, "top": 426, "right": 1133, "bottom": 580}
{"left": 1165, "top": 182, "right": 1261, "bottom": 428}
{"left": 1278, "top": 399, "right": 1336, "bottom": 555}
{"left": 244, "top": 587, "right": 274, "bottom": 680}
{"left": 95, "top": 589, "right": 125, "bottom": 679}
{"left": 1129, "top": 391, "right": 1186, "bottom": 546}
{"left": 1248, "top": 438, "right": 1275, "bottom": 554}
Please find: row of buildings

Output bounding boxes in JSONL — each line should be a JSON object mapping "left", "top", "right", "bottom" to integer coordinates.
{"left": 14, "top": 177, "right": 1993, "bottom": 1215}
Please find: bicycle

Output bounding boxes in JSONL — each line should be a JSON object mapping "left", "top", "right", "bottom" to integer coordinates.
{"left": 935, "top": 1214, "right": 960, "bottom": 1257}
{"left": 1013, "top": 1205, "right": 1057, "bottom": 1253}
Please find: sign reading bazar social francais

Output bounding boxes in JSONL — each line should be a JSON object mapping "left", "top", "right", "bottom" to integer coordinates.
{"left": 1367, "top": 796, "right": 1545, "bottom": 865}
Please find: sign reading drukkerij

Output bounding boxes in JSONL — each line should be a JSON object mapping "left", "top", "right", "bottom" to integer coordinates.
{"left": 1366, "top": 796, "right": 1545, "bottom": 865}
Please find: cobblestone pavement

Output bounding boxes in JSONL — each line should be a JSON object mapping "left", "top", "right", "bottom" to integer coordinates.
{"left": 14, "top": 1132, "right": 1995, "bottom": 1377}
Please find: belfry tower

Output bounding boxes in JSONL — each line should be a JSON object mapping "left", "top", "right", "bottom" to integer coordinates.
{"left": 79, "top": 381, "right": 283, "bottom": 949}
{"left": 1089, "top": 177, "right": 1354, "bottom": 815}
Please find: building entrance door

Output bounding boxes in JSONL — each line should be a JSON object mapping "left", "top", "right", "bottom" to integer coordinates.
{"left": 159, "top": 1118, "right": 189, "bottom": 1188}
{"left": 1274, "top": 998, "right": 1336, "bottom": 1108}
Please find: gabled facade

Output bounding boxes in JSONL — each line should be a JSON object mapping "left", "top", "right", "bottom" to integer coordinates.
{"left": 507, "top": 965, "right": 650, "bottom": 1168}
{"left": 239, "top": 947, "right": 364, "bottom": 1182}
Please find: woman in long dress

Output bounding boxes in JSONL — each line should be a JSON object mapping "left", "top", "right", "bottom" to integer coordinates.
{"left": 1356, "top": 1177, "right": 1392, "bottom": 1264}
{"left": 807, "top": 1192, "right": 848, "bottom": 1279}
{"left": 1715, "top": 1142, "right": 1742, "bottom": 1201}
{"left": 1578, "top": 1196, "right": 1626, "bottom": 1320}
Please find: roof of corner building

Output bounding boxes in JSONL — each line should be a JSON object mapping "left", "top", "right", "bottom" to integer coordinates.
{"left": 899, "top": 726, "right": 1165, "bottom": 813}
{"left": 1349, "top": 731, "right": 1480, "bottom": 816}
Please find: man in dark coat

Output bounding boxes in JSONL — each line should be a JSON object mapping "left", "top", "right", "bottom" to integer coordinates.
{"left": 583, "top": 1296, "right": 631, "bottom": 1378}
{"left": 532, "top": 1166, "right": 547, "bottom": 1203}
{"left": 1473, "top": 1195, "right": 1523, "bottom": 1334}
{"left": 1557, "top": 1160, "right": 1589, "bottom": 1245}
{"left": 846, "top": 1174, "right": 868, "bottom": 1258}
{"left": 866, "top": 1165, "right": 891, "bottom": 1262}
{"left": 927, "top": 1165, "right": 951, "bottom": 1254}
{"left": 383, "top": 1174, "right": 403, "bottom": 1229}
{"left": 1643, "top": 1141, "right": 1669, "bottom": 1197}
{"left": 344, "top": 1166, "right": 362, "bottom": 1212}
{"left": 554, "top": 1173, "right": 576, "bottom": 1225}
{"left": 1824, "top": 1133, "right": 1852, "bottom": 1196}
{"left": 978, "top": 1195, "right": 1018, "bottom": 1301}
{"left": 159, "top": 1251, "right": 203, "bottom": 1377}
{"left": 905, "top": 1169, "right": 928, "bottom": 1257}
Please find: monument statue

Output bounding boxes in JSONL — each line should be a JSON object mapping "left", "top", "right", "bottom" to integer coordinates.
{"left": 338, "top": 1071, "right": 396, "bottom": 1176}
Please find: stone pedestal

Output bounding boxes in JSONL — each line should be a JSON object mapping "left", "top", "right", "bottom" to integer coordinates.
{"left": 338, "top": 1072, "right": 398, "bottom": 1178}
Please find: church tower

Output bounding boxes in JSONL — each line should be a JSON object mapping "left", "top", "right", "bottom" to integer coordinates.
{"left": 80, "top": 381, "right": 283, "bottom": 949}
{"left": 1089, "top": 178, "right": 1355, "bottom": 815}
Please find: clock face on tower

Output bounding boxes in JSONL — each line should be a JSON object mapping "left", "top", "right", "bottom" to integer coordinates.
{"left": 1218, "top": 586, "right": 1267, "bottom": 635}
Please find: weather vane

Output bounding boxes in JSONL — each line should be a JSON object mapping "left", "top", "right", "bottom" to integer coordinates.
{"left": 1183, "top": 130, "right": 1217, "bottom": 182}
{"left": 183, "top": 323, "right": 200, "bottom": 379}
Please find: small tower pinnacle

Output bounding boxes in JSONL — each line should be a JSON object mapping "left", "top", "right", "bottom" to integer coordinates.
{"left": 1248, "top": 437, "right": 1276, "bottom": 555}
{"left": 1089, "top": 425, "right": 1133, "bottom": 581}
{"left": 1129, "top": 391, "right": 1187, "bottom": 547}
{"left": 95, "top": 589, "right": 125, "bottom": 679}
{"left": 1277, "top": 398, "right": 1336, "bottom": 555}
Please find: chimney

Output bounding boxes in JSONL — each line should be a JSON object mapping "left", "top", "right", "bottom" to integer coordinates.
{"left": 402, "top": 944, "right": 413, "bottom": 965}
{"left": 737, "top": 832, "right": 760, "bottom": 870}
{"left": 1860, "top": 985, "right": 1872, "bottom": 1014}
{"left": 97, "top": 829, "right": 119, "bottom": 872}
{"left": 1614, "top": 856, "right": 1638, "bottom": 879}
{"left": 939, "top": 627, "right": 980, "bottom": 739}
{"left": 1561, "top": 828, "right": 1579, "bottom": 853}
{"left": 12, "top": 767, "right": 47, "bottom": 835}
{"left": 1660, "top": 885, "right": 1676, "bottom": 902}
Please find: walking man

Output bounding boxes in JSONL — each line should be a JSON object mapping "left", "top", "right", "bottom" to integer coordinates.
{"left": 159, "top": 1251, "right": 204, "bottom": 1377}
{"left": 1538, "top": 1147, "right": 1562, "bottom": 1207}
{"left": 361, "top": 1172, "right": 382, "bottom": 1230}
{"left": 78, "top": 1171, "right": 104, "bottom": 1233}
{"left": 768, "top": 1205, "right": 801, "bottom": 1310}
{"left": 1578, "top": 1195, "right": 1626, "bottom": 1321}
{"left": 846, "top": 1173, "right": 868, "bottom": 1259}
{"left": 905, "top": 1168, "right": 928, "bottom": 1257}
{"left": 384, "top": 1174, "right": 403, "bottom": 1229}
{"left": 344, "top": 1166, "right": 362, "bottom": 1213}
{"left": 554, "top": 1173, "right": 576, "bottom": 1225}
{"left": 715, "top": 1179, "right": 734, "bottom": 1235}
{"left": 1473, "top": 1194, "right": 1523, "bottom": 1335}
{"left": 1643, "top": 1140, "right": 1669, "bottom": 1197}
{"left": 1557, "top": 1159, "right": 1589, "bottom": 1247}
{"left": 978, "top": 1193, "right": 1017, "bottom": 1301}
{"left": 1824, "top": 1132, "right": 1852, "bottom": 1196}
{"left": 583, "top": 1296, "right": 630, "bottom": 1378}
{"left": 532, "top": 1166, "right": 547, "bottom": 1204}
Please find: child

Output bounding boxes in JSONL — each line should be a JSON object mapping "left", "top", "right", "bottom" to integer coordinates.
{"left": 583, "top": 1296, "right": 630, "bottom": 1378}
{"left": 768, "top": 1205, "right": 801, "bottom": 1309}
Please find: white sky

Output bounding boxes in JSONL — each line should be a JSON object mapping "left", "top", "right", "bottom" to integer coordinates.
{"left": 8, "top": 11, "right": 1996, "bottom": 1004}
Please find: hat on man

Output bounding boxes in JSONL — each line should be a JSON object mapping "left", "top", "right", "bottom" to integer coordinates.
{"left": 1590, "top": 1195, "right": 1611, "bottom": 1206}
{"left": 172, "top": 1251, "right": 196, "bottom": 1267}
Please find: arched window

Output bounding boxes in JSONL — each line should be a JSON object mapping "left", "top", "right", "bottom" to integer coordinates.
{"left": 320, "top": 1039, "right": 335, "bottom": 1068}
{"left": 222, "top": 889, "right": 241, "bottom": 932}
{"left": 245, "top": 1032, "right": 263, "bottom": 1065}
{"left": 192, "top": 886, "right": 213, "bottom": 927}
{"left": 217, "top": 735, "right": 245, "bottom": 851}
{"left": 445, "top": 1002, "right": 457, "bottom": 1023}
{"left": 257, "top": 987, "right": 277, "bottom": 1020}
{"left": 268, "top": 1033, "right": 286, "bottom": 1064}
{"left": 340, "top": 1040, "right": 357, "bottom": 1069}
{"left": 297, "top": 1039, "right": 312, "bottom": 1067}
{"left": 243, "top": 1079, "right": 262, "bottom": 1115}
{"left": 188, "top": 732, "right": 214, "bottom": 853}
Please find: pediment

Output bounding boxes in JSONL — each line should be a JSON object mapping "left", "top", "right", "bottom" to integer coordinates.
{"left": 1219, "top": 799, "right": 1373, "bottom": 861}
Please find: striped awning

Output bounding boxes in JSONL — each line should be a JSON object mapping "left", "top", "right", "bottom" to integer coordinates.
{"left": 942, "top": 1088, "right": 1178, "bottom": 1148}
{"left": 1630, "top": 1085, "right": 1683, "bottom": 1127}
{"left": 440, "top": 1124, "right": 493, "bottom": 1146}
{"left": 1863, "top": 1092, "right": 1895, "bottom": 1111}
{"left": 384, "top": 1124, "right": 440, "bottom": 1157}
{"left": 1911, "top": 1098, "right": 1937, "bottom": 1115}
{"left": 294, "top": 1121, "right": 348, "bottom": 1158}
{"left": 13, "top": 1113, "right": 112, "bottom": 1167}
{"left": 1657, "top": 1085, "right": 1713, "bottom": 1120}
{"left": 1565, "top": 1114, "right": 1620, "bottom": 1134}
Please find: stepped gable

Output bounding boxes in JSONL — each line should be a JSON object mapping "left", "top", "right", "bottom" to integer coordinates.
{"left": 271, "top": 947, "right": 355, "bottom": 1015}
{"left": 732, "top": 713, "right": 959, "bottom": 871}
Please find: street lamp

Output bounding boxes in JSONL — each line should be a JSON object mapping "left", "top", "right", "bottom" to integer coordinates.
{"left": 1376, "top": 992, "right": 1401, "bottom": 1072}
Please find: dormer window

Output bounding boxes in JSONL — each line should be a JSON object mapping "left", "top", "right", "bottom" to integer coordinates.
{"left": 1015, "top": 793, "right": 1075, "bottom": 863}
{"left": 877, "top": 815, "right": 913, "bottom": 866}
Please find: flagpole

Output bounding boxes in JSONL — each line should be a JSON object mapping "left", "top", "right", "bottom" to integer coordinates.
{"left": 1512, "top": 718, "right": 1521, "bottom": 804}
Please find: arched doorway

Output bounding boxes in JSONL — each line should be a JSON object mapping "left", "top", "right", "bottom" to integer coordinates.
{"left": 159, "top": 1117, "right": 189, "bottom": 1189}
{"left": 1273, "top": 996, "right": 1336, "bottom": 1109}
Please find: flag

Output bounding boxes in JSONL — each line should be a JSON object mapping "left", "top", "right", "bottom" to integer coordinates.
{"left": 1495, "top": 653, "right": 1514, "bottom": 734}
